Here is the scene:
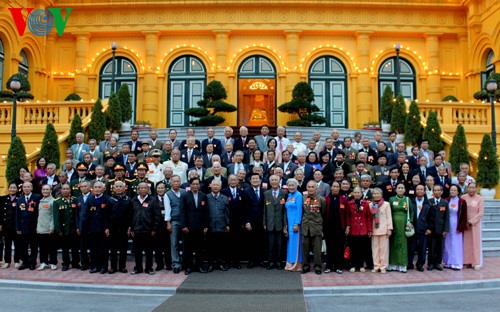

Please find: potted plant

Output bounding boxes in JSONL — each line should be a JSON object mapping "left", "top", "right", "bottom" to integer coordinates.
{"left": 362, "top": 120, "right": 381, "bottom": 131}
{"left": 278, "top": 82, "right": 326, "bottom": 126}
{"left": 118, "top": 84, "right": 133, "bottom": 131}
{"left": 477, "top": 134, "right": 499, "bottom": 199}
{"left": 379, "top": 85, "right": 394, "bottom": 132}
{"left": 132, "top": 120, "right": 152, "bottom": 130}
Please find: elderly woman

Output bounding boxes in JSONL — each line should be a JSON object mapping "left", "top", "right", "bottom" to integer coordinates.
{"left": 370, "top": 188, "right": 392, "bottom": 273}
{"left": 37, "top": 184, "right": 56, "bottom": 271}
{"left": 388, "top": 183, "right": 413, "bottom": 273}
{"left": 462, "top": 183, "right": 484, "bottom": 270}
{"left": 285, "top": 178, "right": 303, "bottom": 271}
{"left": 443, "top": 185, "right": 468, "bottom": 270}
{"left": 346, "top": 186, "right": 372, "bottom": 272}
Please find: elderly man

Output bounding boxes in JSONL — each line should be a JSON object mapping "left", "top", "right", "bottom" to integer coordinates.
{"left": 202, "top": 127, "right": 222, "bottom": 155}
{"left": 147, "top": 130, "right": 163, "bottom": 150}
{"left": 222, "top": 126, "right": 234, "bottom": 147}
{"left": 127, "top": 130, "right": 142, "bottom": 155}
{"left": 181, "top": 136, "right": 201, "bottom": 168}
{"left": 274, "top": 126, "right": 290, "bottom": 157}
{"left": 233, "top": 126, "right": 249, "bottom": 152}
{"left": 163, "top": 149, "right": 188, "bottom": 184}
{"left": 180, "top": 128, "right": 201, "bottom": 152}
{"left": 167, "top": 128, "right": 181, "bottom": 150}
{"left": 165, "top": 175, "right": 186, "bottom": 274}
{"left": 203, "top": 162, "right": 228, "bottom": 193}
{"left": 71, "top": 133, "right": 90, "bottom": 162}
{"left": 254, "top": 125, "right": 272, "bottom": 152}
{"left": 292, "top": 132, "right": 307, "bottom": 157}
{"left": 227, "top": 150, "right": 250, "bottom": 176}
{"left": 98, "top": 130, "right": 112, "bottom": 153}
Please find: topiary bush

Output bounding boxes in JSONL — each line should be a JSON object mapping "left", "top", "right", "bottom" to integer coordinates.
{"left": 105, "top": 92, "right": 122, "bottom": 132}
{"left": 88, "top": 99, "right": 106, "bottom": 142}
{"left": 64, "top": 93, "right": 81, "bottom": 101}
{"left": 404, "top": 100, "right": 423, "bottom": 146}
{"left": 477, "top": 134, "right": 499, "bottom": 188}
{"left": 423, "top": 110, "right": 444, "bottom": 153}
{"left": 0, "top": 73, "right": 34, "bottom": 102}
{"left": 380, "top": 85, "right": 394, "bottom": 123}
{"left": 40, "top": 123, "right": 60, "bottom": 169}
{"left": 442, "top": 95, "right": 458, "bottom": 102}
{"left": 118, "top": 84, "right": 132, "bottom": 122}
{"left": 278, "top": 81, "right": 326, "bottom": 127}
{"left": 390, "top": 93, "right": 406, "bottom": 134}
{"left": 473, "top": 73, "right": 500, "bottom": 101}
{"left": 68, "top": 114, "right": 83, "bottom": 147}
{"left": 449, "top": 124, "right": 469, "bottom": 174}
{"left": 6, "top": 136, "right": 28, "bottom": 184}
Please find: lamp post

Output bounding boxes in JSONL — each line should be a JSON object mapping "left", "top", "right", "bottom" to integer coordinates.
{"left": 486, "top": 78, "right": 498, "bottom": 152}
{"left": 394, "top": 43, "right": 401, "bottom": 96}
{"left": 10, "top": 77, "right": 21, "bottom": 138}
{"left": 111, "top": 42, "right": 117, "bottom": 94}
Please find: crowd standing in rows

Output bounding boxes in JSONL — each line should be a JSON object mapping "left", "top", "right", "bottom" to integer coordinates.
{"left": 0, "top": 125, "right": 484, "bottom": 275}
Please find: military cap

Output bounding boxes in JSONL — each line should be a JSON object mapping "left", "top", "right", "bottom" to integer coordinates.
{"left": 150, "top": 149, "right": 162, "bottom": 157}
{"left": 113, "top": 163, "right": 126, "bottom": 171}
{"left": 76, "top": 162, "right": 88, "bottom": 171}
{"left": 137, "top": 162, "right": 149, "bottom": 171}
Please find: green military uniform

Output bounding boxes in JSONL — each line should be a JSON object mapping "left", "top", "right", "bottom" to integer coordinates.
{"left": 128, "top": 178, "right": 155, "bottom": 198}
{"left": 70, "top": 178, "right": 89, "bottom": 197}
{"left": 301, "top": 194, "right": 326, "bottom": 272}
{"left": 53, "top": 196, "right": 79, "bottom": 270}
{"left": 107, "top": 178, "right": 130, "bottom": 196}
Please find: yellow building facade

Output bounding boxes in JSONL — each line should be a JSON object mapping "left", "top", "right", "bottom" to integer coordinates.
{"left": 0, "top": 0, "right": 498, "bottom": 129}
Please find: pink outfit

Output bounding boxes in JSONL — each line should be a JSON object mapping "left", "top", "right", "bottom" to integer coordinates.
{"left": 370, "top": 201, "right": 393, "bottom": 270}
{"left": 462, "top": 194, "right": 484, "bottom": 266}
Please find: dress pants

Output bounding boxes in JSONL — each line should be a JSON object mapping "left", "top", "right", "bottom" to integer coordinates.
{"left": 169, "top": 220, "right": 182, "bottom": 269}
{"left": 183, "top": 230, "right": 205, "bottom": 269}
{"left": 60, "top": 234, "right": 80, "bottom": 267}
{"left": 229, "top": 225, "right": 243, "bottom": 265}
{"left": 267, "top": 231, "right": 282, "bottom": 265}
{"left": 19, "top": 233, "right": 38, "bottom": 267}
{"left": 325, "top": 229, "right": 345, "bottom": 271}
{"left": 2, "top": 231, "right": 21, "bottom": 263}
{"left": 349, "top": 235, "right": 372, "bottom": 270}
{"left": 38, "top": 233, "right": 57, "bottom": 265}
{"left": 154, "top": 227, "right": 172, "bottom": 269}
{"left": 88, "top": 232, "right": 107, "bottom": 270}
{"left": 408, "top": 233, "right": 427, "bottom": 268}
{"left": 108, "top": 229, "right": 129, "bottom": 270}
{"left": 134, "top": 232, "right": 153, "bottom": 272}
{"left": 428, "top": 234, "right": 444, "bottom": 267}
{"left": 302, "top": 234, "right": 322, "bottom": 270}
{"left": 208, "top": 232, "right": 228, "bottom": 265}
{"left": 371, "top": 235, "right": 389, "bottom": 270}
{"left": 79, "top": 233, "right": 90, "bottom": 267}
{"left": 246, "top": 227, "right": 264, "bottom": 265}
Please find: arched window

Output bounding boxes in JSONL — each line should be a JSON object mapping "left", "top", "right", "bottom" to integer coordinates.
{"left": 237, "top": 55, "right": 277, "bottom": 126}
{"left": 308, "top": 56, "right": 348, "bottom": 127}
{"left": 99, "top": 57, "right": 137, "bottom": 123}
{"left": 0, "top": 40, "right": 4, "bottom": 89}
{"left": 168, "top": 55, "right": 206, "bottom": 127}
{"left": 378, "top": 57, "right": 416, "bottom": 108}
{"left": 481, "top": 50, "right": 495, "bottom": 87}
{"left": 18, "top": 50, "right": 28, "bottom": 77}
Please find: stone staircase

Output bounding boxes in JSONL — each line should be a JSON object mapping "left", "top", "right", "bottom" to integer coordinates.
{"left": 483, "top": 199, "right": 500, "bottom": 257}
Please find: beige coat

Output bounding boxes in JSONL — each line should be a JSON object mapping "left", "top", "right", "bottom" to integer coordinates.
{"left": 370, "top": 201, "right": 393, "bottom": 236}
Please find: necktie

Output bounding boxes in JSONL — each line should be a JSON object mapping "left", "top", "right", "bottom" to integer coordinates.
{"left": 209, "top": 139, "right": 212, "bottom": 144}
{"left": 26, "top": 196, "right": 29, "bottom": 203}
{"left": 188, "top": 150, "right": 192, "bottom": 161}
{"left": 228, "top": 153, "right": 231, "bottom": 161}
{"left": 273, "top": 190, "right": 277, "bottom": 200}
{"left": 423, "top": 170, "right": 426, "bottom": 178}
{"left": 255, "top": 189, "right": 260, "bottom": 200}
{"left": 279, "top": 139, "right": 283, "bottom": 152}
{"left": 232, "top": 189, "right": 236, "bottom": 198}
{"left": 76, "top": 145, "right": 81, "bottom": 160}
{"left": 441, "top": 177, "right": 445, "bottom": 186}
{"left": 393, "top": 181, "right": 396, "bottom": 188}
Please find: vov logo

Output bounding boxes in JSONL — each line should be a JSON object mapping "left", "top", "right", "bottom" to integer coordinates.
{"left": 9, "top": 8, "right": 73, "bottom": 36}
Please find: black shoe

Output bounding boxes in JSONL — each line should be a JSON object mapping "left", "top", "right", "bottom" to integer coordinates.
{"left": 145, "top": 269, "right": 155, "bottom": 275}
{"left": 207, "top": 265, "right": 214, "bottom": 272}
{"left": 155, "top": 266, "right": 164, "bottom": 272}
{"left": 436, "top": 265, "right": 443, "bottom": 271}
{"left": 131, "top": 269, "right": 143, "bottom": 274}
{"left": 119, "top": 268, "right": 128, "bottom": 273}
{"left": 407, "top": 265, "right": 414, "bottom": 270}
{"left": 185, "top": 268, "right": 192, "bottom": 275}
{"left": 416, "top": 266, "right": 424, "bottom": 272}
{"left": 315, "top": 269, "right": 322, "bottom": 275}
{"left": 301, "top": 267, "right": 310, "bottom": 274}
{"left": 233, "top": 263, "right": 242, "bottom": 269}
{"left": 62, "top": 265, "right": 69, "bottom": 271}
{"left": 18, "top": 264, "right": 27, "bottom": 270}
{"left": 247, "top": 262, "right": 254, "bottom": 269}
{"left": 72, "top": 264, "right": 82, "bottom": 269}
{"left": 81, "top": 265, "right": 89, "bottom": 271}
{"left": 219, "top": 264, "right": 228, "bottom": 271}
{"left": 29, "top": 265, "right": 36, "bottom": 270}
{"left": 108, "top": 268, "right": 117, "bottom": 274}
{"left": 89, "top": 268, "right": 98, "bottom": 273}
{"left": 428, "top": 265, "right": 434, "bottom": 271}
{"left": 173, "top": 267, "right": 180, "bottom": 274}
{"left": 199, "top": 267, "right": 208, "bottom": 274}
{"left": 100, "top": 268, "right": 108, "bottom": 274}
{"left": 267, "top": 263, "right": 275, "bottom": 270}
{"left": 277, "top": 263, "right": 283, "bottom": 270}
{"left": 166, "top": 265, "right": 173, "bottom": 271}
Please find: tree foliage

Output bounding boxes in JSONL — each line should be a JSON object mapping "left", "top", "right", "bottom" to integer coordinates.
{"left": 380, "top": 85, "right": 394, "bottom": 123}
{"left": 442, "top": 95, "right": 458, "bottom": 102}
{"left": 404, "top": 100, "right": 423, "bottom": 146}
{"left": 449, "top": 124, "right": 469, "bottom": 174}
{"left": 118, "top": 84, "right": 132, "bottom": 122}
{"left": 278, "top": 81, "right": 326, "bottom": 127}
{"left": 473, "top": 72, "right": 500, "bottom": 101}
{"left": 6, "top": 136, "right": 27, "bottom": 184}
{"left": 88, "top": 99, "right": 106, "bottom": 142}
{"left": 105, "top": 92, "right": 122, "bottom": 132}
{"left": 64, "top": 93, "right": 81, "bottom": 101}
{"left": 422, "top": 110, "right": 444, "bottom": 153}
{"left": 185, "top": 80, "right": 237, "bottom": 126}
{"left": 0, "top": 73, "right": 34, "bottom": 102}
{"left": 390, "top": 94, "right": 406, "bottom": 134}
{"left": 477, "top": 134, "right": 499, "bottom": 188}
{"left": 68, "top": 113, "right": 83, "bottom": 146}
{"left": 40, "top": 123, "right": 60, "bottom": 169}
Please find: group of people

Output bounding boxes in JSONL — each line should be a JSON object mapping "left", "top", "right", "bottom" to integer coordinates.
{"left": 0, "top": 125, "right": 484, "bottom": 276}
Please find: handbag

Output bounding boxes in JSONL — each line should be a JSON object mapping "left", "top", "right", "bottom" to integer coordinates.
{"left": 404, "top": 197, "right": 415, "bottom": 237}
{"left": 343, "top": 242, "right": 350, "bottom": 260}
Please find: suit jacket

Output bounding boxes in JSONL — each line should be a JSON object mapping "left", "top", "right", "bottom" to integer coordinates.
{"left": 220, "top": 151, "right": 235, "bottom": 168}
{"left": 428, "top": 197, "right": 450, "bottom": 234}
{"left": 324, "top": 194, "right": 349, "bottom": 230}
{"left": 15, "top": 193, "right": 41, "bottom": 234}
{"left": 180, "top": 148, "right": 201, "bottom": 168}
{"left": 221, "top": 187, "right": 245, "bottom": 228}
{"left": 202, "top": 176, "right": 228, "bottom": 194}
{"left": 71, "top": 143, "right": 91, "bottom": 162}
{"left": 126, "top": 140, "right": 143, "bottom": 155}
{"left": 411, "top": 197, "right": 432, "bottom": 234}
{"left": 369, "top": 140, "right": 386, "bottom": 151}
{"left": 316, "top": 181, "right": 331, "bottom": 197}
{"left": 202, "top": 154, "right": 215, "bottom": 168}
{"left": 342, "top": 147, "right": 359, "bottom": 167}
{"left": 206, "top": 193, "right": 230, "bottom": 232}
{"left": 82, "top": 194, "right": 115, "bottom": 233}
{"left": 263, "top": 189, "right": 287, "bottom": 231}
{"left": 98, "top": 140, "right": 110, "bottom": 154}
{"left": 201, "top": 138, "right": 222, "bottom": 155}
{"left": 181, "top": 191, "right": 208, "bottom": 231}
{"left": 180, "top": 139, "right": 202, "bottom": 152}
{"left": 419, "top": 149, "right": 435, "bottom": 167}
{"left": 115, "top": 153, "right": 131, "bottom": 165}
{"left": 279, "top": 161, "right": 298, "bottom": 181}
{"left": 381, "top": 180, "right": 400, "bottom": 201}
{"left": 188, "top": 166, "right": 207, "bottom": 181}
{"left": 227, "top": 162, "right": 250, "bottom": 176}
{"left": 242, "top": 186, "right": 265, "bottom": 227}
{"left": 205, "top": 167, "right": 227, "bottom": 179}
{"left": 147, "top": 139, "right": 163, "bottom": 151}
{"left": 434, "top": 175, "right": 452, "bottom": 198}
{"left": 410, "top": 166, "right": 437, "bottom": 182}
{"left": 407, "top": 155, "right": 420, "bottom": 170}
{"left": 41, "top": 175, "right": 60, "bottom": 189}
{"left": 89, "top": 150, "right": 103, "bottom": 166}
{"left": 372, "top": 165, "right": 391, "bottom": 187}
{"left": 254, "top": 135, "right": 272, "bottom": 152}
{"left": 125, "top": 162, "right": 138, "bottom": 179}
{"left": 233, "top": 137, "right": 250, "bottom": 152}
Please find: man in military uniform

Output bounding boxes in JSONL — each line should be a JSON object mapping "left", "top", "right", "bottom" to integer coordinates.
{"left": 107, "top": 164, "right": 130, "bottom": 196}
{"left": 71, "top": 162, "right": 90, "bottom": 197}
{"left": 137, "top": 141, "right": 153, "bottom": 164}
{"left": 16, "top": 182, "right": 41, "bottom": 270}
{"left": 147, "top": 149, "right": 164, "bottom": 187}
{"left": 53, "top": 183, "right": 80, "bottom": 271}
{"left": 129, "top": 163, "right": 154, "bottom": 198}
{"left": 108, "top": 181, "right": 132, "bottom": 274}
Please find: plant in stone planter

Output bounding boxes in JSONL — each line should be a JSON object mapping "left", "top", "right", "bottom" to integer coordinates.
{"left": 363, "top": 120, "right": 381, "bottom": 130}
{"left": 379, "top": 85, "right": 394, "bottom": 131}
{"left": 133, "top": 120, "right": 152, "bottom": 130}
{"left": 477, "top": 134, "right": 499, "bottom": 199}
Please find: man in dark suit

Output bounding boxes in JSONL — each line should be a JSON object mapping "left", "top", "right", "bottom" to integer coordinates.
{"left": 233, "top": 126, "right": 249, "bottom": 152}
{"left": 180, "top": 128, "right": 201, "bottom": 152}
{"left": 188, "top": 156, "right": 207, "bottom": 182}
{"left": 242, "top": 173, "right": 266, "bottom": 268}
{"left": 181, "top": 177, "right": 208, "bottom": 274}
{"left": 254, "top": 125, "right": 272, "bottom": 152}
{"left": 203, "top": 162, "right": 228, "bottom": 194}
{"left": 203, "top": 144, "right": 216, "bottom": 168}
{"left": 381, "top": 167, "right": 400, "bottom": 201}
{"left": 263, "top": 174, "right": 287, "bottom": 270}
{"left": 227, "top": 151, "right": 250, "bottom": 176}
{"left": 75, "top": 181, "right": 92, "bottom": 270}
{"left": 295, "top": 151, "right": 314, "bottom": 184}
{"left": 408, "top": 184, "right": 432, "bottom": 271}
{"left": 427, "top": 185, "right": 450, "bottom": 271}
{"left": 205, "top": 179, "right": 230, "bottom": 271}
{"left": 201, "top": 127, "right": 222, "bottom": 156}
{"left": 41, "top": 163, "right": 59, "bottom": 189}
{"left": 15, "top": 182, "right": 41, "bottom": 270}
{"left": 410, "top": 156, "right": 437, "bottom": 182}
{"left": 220, "top": 141, "right": 235, "bottom": 168}
{"left": 434, "top": 165, "right": 452, "bottom": 198}
{"left": 407, "top": 146, "right": 421, "bottom": 170}
{"left": 221, "top": 174, "right": 245, "bottom": 269}
{"left": 279, "top": 150, "right": 298, "bottom": 181}
{"left": 127, "top": 130, "right": 142, "bottom": 155}
{"left": 181, "top": 136, "right": 201, "bottom": 168}
{"left": 360, "top": 137, "right": 378, "bottom": 166}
